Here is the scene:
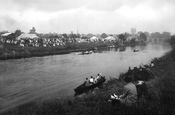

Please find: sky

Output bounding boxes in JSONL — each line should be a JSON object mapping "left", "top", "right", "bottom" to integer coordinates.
{"left": 0, "top": 0, "right": 175, "bottom": 34}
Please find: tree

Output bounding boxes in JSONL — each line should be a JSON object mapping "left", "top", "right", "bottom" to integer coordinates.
{"left": 144, "top": 31, "right": 149, "bottom": 37}
{"left": 118, "top": 34, "right": 126, "bottom": 42}
{"left": 170, "top": 35, "right": 175, "bottom": 46}
{"left": 151, "top": 32, "right": 161, "bottom": 38}
{"left": 101, "top": 33, "right": 108, "bottom": 38}
{"left": 140, "top": 33, "right": 147, "bottom": 41}
{"left": 69, "top": 34, "right": 77, "bottom": 38}
{"left": 14, "top": 29, "right": 22, "bottom": 37}
{"left": 130, "top": 38, "right": 136, "bottom": 44}
{"left": 137, "top": 31, "right": 143, "bottom": 35}
{"left": 62, "top": 33, "right": 68, "bottom": 38}
{"left": 86, "top": 33, "right": 94, "bottom": 39}
{"left": 124, "top": 32, "right": 130, "bottom": 39}
{"left": 162, "top": 32, "right": 171, "bottom": 39}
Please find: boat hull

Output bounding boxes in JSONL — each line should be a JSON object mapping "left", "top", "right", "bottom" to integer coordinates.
{"left": 74, "top": 77, "right": 106, "bottom": 95}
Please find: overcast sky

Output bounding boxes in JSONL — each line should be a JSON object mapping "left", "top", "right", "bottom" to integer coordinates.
{"left": 0, "top": 0, "right": 174, "bottom": 34}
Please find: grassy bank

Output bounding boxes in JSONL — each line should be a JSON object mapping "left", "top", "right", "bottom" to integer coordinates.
{"left": 2, "top": 45, "right": 175, "bottom": 115}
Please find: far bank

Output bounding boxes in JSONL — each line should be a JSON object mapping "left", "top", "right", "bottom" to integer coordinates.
{"left": 0, "top": 41, "right": 146, "bottom": 60}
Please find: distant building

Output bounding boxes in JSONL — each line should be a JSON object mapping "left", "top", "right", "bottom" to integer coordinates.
{"left": 131, "top": 28, "right": 138, "bottom": 40}
{"left": 131, "top": 28, "right": 136, "bottom": 35}
{"left": 29, "top": 27, "right": 36, "bottom": 34}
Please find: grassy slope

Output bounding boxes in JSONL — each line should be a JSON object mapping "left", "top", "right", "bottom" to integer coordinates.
{"left": 2, "top": 46, "right": 175, "bottom": 115}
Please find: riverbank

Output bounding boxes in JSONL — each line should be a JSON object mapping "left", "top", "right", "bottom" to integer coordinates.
{"left": 1, "top": 44, "right": 175, "bottom": 114}
{"left": 0, "top": 43, "right": 98, "bottom": 60}
{"left": 0, "top": 41, "right": 144, "bottom": 60}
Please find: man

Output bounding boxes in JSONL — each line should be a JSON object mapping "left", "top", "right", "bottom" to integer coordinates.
{"left": 84, "top": 78, "right": 90, "bottom": 86}
{"left": 94, "top": 74, "right": 100, "bottom": 83}
{"left": 89, "top": 76, "right": 94, "bottom": 84}
{"left": 119, "top": 75, "right": 138, "bottom": 106}
{"left": 150, "top": 62, "right": 154, "bottom": 68}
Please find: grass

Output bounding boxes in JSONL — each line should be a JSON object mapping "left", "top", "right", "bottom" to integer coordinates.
{"left": 2, "top": 44, "right": 175, "bottom": 115}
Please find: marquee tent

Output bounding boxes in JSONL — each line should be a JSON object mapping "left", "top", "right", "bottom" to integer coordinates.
{"left": 1, "top": 33, "right": 12, "bottom": 37}
{"left": 16, "top": 33, "right": 39, "bottom": 40}
{"left": 90, "top": 36, "right": 99, "bottom": 41}
{"left": 104, "top": 36, "right": 116, "bottom": 41}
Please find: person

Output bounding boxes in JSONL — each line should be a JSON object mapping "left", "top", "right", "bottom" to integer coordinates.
{"left": 84, "top": 78, "right": 90, "bottom": 86}
{"left": 99, "top": 73, "right": 102, "bottom": 77}
{"left": 89, "top": 76, "right": 94, "bottom": 84}
{"left": 145, "top": 66, "right": 155, "bottom": 78}
{"left": 150, "top": 62, "right": 154, "bottom": 68}
{"left": 94, "top": 74, "right": 100, "bottom": 83}
{"left": 135, "top": 80, "right": 148, "bottom": 99}
{"left": 119, "top": 75, "right": 138, "bottom": 106}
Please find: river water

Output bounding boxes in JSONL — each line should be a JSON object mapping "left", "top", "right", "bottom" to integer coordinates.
{"left": 0, "top": 43, "right": 171, "bottom": 112}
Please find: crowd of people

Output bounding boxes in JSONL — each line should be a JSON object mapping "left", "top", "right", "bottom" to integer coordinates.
{"left": 3, "top": 37, "right": 68, "bottom": 47}
{"left": 84, "top": 73, "right": 103, "bottom": 86}
{"left": 1, "top": 34, "right": 119, "bottom": 48}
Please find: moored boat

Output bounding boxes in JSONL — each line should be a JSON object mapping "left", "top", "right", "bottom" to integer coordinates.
{"left": 133, "top": 49, "right": 139, "bottom": 52}
{"left": 78, "top": 50, "right": 93, "bottom": 55}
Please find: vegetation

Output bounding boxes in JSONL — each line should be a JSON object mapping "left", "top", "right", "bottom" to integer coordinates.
{"left": 139, "top": 33, "right": 147, "bottom": 41}
{"left": 101, "top": 33, "right": 108, "bottom": 38}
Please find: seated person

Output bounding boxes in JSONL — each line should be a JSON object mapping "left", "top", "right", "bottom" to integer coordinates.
{"left": 99, "top": 73, "right": 102, "bottom": 77}
{"left": 145, "top": 66, "right": 154, "bottom": 78}
{"left": 150, "top": 62, "right": 154, "bottom": 68}
{"left": 89, "top": 76, "right": 94, "bottom": 84}
{"left": 119, "top": 75, "right": 138, "bottom": 106}
{"left": 94, "top": 74, "right": 100, "bottom": 83}
{"left": 84, "top": 78, "right": 90, "bottom": 86}
{"left": 135, "top": 80, "right": 148, "bottom": 99}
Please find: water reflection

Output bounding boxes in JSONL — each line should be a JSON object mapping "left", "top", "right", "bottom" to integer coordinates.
{"left": 119, "top": 46, "right": 126, "bottom": 52}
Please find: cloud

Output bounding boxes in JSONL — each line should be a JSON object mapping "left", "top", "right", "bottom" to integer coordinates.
{"left": 4, "top": 0, "right": 89, "bottom": 12}
{"left": 0, "top": 0, "right": 175, "bottom": 34}
{"left": 0, "top": 15, "right": 20, "bottom": 31}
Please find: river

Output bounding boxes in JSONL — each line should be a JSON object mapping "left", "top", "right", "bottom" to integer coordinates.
{"left": 0, "top": 43, "right": 171, "bottom": 112}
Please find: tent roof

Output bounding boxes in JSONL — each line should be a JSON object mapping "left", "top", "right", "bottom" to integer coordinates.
{"left": 17, "top": 33, "right": 39, "bottom": 40}
{"left": 1, "top": 33, "right": 12, "bottom": 37}
{"left": 105, "top": 36, "right": 115, "bottom": 40}
{"left": 90, "top": 36, "right": 99, "bottom": 41}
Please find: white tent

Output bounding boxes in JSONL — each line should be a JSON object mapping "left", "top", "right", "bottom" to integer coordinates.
{"left": 90, "top": 36, "right": 99, "bottom": 41}
{"left": 1, "top": 33, "right": 12, "bottom": 37}
{"left": 104, "top": 36, "right": 116, "bottom": 41}
{"left": 16, "top": 33, "right": 39, "bottom": 40}
{"left": 126, "top": 36, "right": 132, "bottom": 41}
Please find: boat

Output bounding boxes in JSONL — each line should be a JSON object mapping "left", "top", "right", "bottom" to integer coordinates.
{"left": 108, "top": 45, "right": 115, "bottom": 48}
{"left": 133, "top": 49, "right": 139, "bottom": 52}
{"left": 74, "top": 76, "right": 106, "bottom": 95}
{"left": 78, "top": 50, "right": 93, "bottom": 55}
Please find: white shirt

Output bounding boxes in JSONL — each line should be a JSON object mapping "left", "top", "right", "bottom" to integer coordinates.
{"left": 90, "top": 78, "right": 94, "bottom": 82}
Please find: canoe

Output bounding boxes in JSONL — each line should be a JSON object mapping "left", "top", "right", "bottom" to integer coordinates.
{"left": 78, "top": 51, "right": 93, "bottom": 55}
{"left": 133, "top": 49, "right": 139, "bottom": 52}
{"left": 74, "top": 76, "right": 106, "bottom": 95}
